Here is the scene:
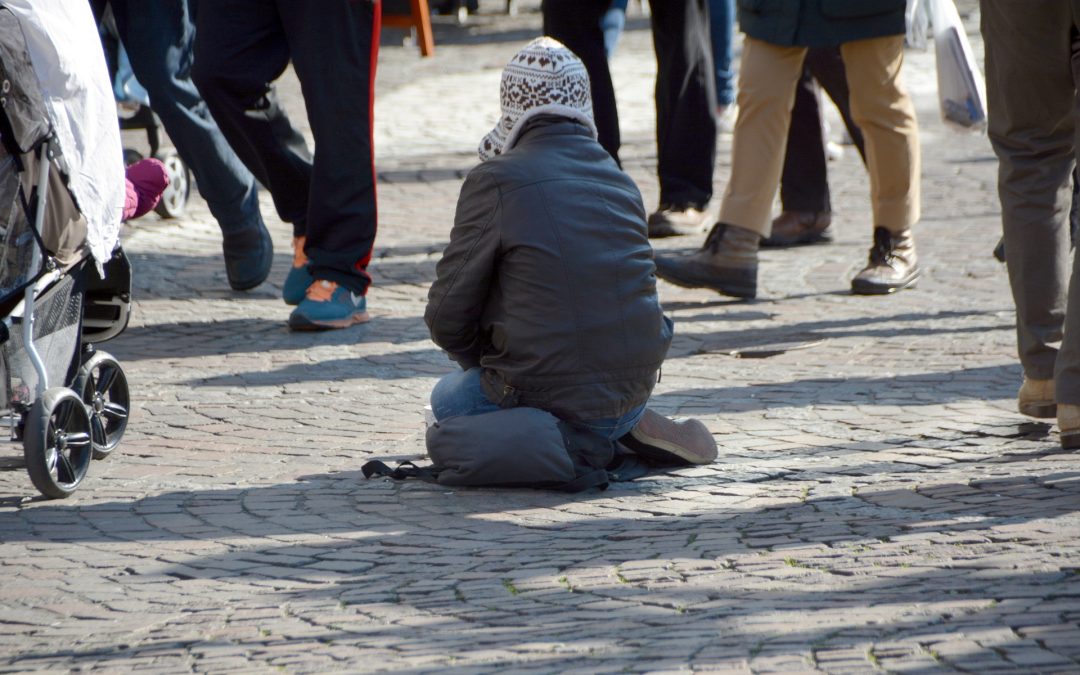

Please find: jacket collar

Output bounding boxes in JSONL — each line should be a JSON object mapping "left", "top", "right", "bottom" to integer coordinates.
{"left": 513, "top": 115, "right": 595, "bottom": 146}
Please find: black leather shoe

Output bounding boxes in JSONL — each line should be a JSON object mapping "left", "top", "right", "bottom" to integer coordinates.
{"left": 654, "top": 223, "right": 759, "bottom": 299}
{"left": 762, "top": 210, "right": 833, "bottom": 247}
{"left": 850, "top": 227, "right": 919, "bottom": 295}
{"left": 223, "top": 221, "right": 274, "bottom": 291}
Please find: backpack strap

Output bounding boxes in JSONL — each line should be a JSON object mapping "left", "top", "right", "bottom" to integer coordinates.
{"left": 362, "top": 458, "right": 609, "bottom": 493}
{"left": 361, "top": 460, "right": 443, "bottom": 483}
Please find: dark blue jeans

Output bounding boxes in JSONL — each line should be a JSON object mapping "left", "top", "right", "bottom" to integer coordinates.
{"left": 105, "top": 0, "right": 265, "bottom": 238}
{"left": 708, "top": 0, "right": 735, "bottom": 106}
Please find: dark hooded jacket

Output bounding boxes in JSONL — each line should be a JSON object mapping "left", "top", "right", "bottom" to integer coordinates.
{"left": 738, "top": 0, "right": 906, "bottom": 47}
{"left": 425, "top": 116, "right": 673, "bottom": 423}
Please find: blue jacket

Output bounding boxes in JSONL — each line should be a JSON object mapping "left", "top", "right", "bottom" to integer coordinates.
{"left": 737, "top": 0, "right": 906, "bottom": 47}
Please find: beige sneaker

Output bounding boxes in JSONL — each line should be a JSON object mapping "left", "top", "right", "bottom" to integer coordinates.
{"left": 1058, "top": 403, "right": 1080, "bottom": 449}
{"left": 647, "top": 205, "right": 711, "bottom": 238}
{"left": 620, "top": 408, "right": 718, "bottom": 466}
{"left": 1018, "top": 377, "right": 1055, "bottom": 418}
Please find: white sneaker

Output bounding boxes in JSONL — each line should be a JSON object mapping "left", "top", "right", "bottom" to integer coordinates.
{"left": 717, "top": 103, "right": 738, "bottom": 136}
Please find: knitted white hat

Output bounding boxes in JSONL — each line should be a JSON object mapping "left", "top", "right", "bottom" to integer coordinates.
{"left": 478, "top": 37, "right": 597, "bottom": 161}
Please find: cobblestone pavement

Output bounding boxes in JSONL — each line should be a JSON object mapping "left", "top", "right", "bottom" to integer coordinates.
{"left": 3, "top": 3, "right": 1079, "bottom": 673}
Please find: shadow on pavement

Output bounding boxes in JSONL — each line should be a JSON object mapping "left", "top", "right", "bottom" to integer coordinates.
{"left": 651, "top": 364, "right": 1021, "bottom": 413}
{"left": 664, "top": 309, "right": 1012, "bottom": 361}
{"left": 3, "top": 465, "right": 1078, "bottom": 669}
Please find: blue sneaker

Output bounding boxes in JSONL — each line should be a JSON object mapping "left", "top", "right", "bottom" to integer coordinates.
{"left": 288, "top": 280, "right": 370, "bottom": 331}
{"left": 283, "top": 236, "right": 315, "bottom": 305}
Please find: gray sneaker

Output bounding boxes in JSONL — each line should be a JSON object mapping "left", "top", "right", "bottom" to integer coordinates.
{"left": 647, "top": 204, "right": 710, "bottom": 238}
{"left": 654, "top": 223, "right": 760, "bottom": 299}
{"left": 620, "top": 408, "right": 718, "bottom": 466}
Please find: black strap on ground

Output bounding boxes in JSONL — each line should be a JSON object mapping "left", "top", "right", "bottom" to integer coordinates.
{"left": 361, "top": 460, "right": 441, "bottom": 483}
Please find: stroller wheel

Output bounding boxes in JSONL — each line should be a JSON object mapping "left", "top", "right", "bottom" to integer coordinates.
{"left": 153, "top": 148, "right": 191, "bottom": 219}
{"left": 24, "top": 388, "right": 93, "bottom": 499}
{"left": 76, "top": 351, "right": 130, "bottom": 460}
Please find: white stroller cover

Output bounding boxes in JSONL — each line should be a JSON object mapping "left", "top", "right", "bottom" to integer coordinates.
{"left": 4, "top": 0, "right": 124, "bottom": 266}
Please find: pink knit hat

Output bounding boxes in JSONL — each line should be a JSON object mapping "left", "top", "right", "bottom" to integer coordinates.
{"left": 478, "top": 37, "right": 597, "bottom": 161}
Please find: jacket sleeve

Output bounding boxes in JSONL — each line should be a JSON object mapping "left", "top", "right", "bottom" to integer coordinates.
{"left": 424, "top": 168, "right": 501, "bottom": 370}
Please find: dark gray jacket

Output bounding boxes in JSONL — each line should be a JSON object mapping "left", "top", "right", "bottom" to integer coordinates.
{"left": 738, "top": 0, "right": 905, "bottom": 48}
{"left": 425, "top": 117, "right": 673, "bottom": 423}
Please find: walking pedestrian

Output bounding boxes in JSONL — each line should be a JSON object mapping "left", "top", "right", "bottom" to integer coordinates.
{"left": 982, "top": 0, "right": 1080, "bottom": 448}
{"left": 93, "top": 0, "right": 274, "bottom": 293}
{"left": 192, "top": 0, "right": 380, "bottom": 330}
{"left": 764, "top": 47, "right": 867, "bottom": 248}
{"left": 541, "top": 0, "right": 718, "bottom": 238}
{"left": 655, "top": 0, "right": 920, "bottom": 298}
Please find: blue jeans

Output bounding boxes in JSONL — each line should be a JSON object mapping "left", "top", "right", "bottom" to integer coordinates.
{"left": 430, "top": 368, "right": 646, "bottom": 442}
{"left": 708, "top": 0, "right": 735, "bottom": 106}
{"left": 600, "top": 0, "right": 628, "bottom": 58}
{"left": 107, "top": 0, "right": 265, "bottom": 237}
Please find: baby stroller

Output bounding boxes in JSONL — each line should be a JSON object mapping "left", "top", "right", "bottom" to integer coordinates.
{"left": 0, "top": 7, "right": 132, "bottom": 498}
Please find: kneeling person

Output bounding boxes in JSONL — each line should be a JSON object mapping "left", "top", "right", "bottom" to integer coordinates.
{"left": 424, "top": 37, "right": 716, "bottom": 467}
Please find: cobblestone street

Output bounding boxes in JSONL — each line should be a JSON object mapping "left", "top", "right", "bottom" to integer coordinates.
{"left": 2, "top": 3, "right": 1079, "bottom": 672}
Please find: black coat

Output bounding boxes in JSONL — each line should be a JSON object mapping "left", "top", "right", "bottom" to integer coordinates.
{"left": 425, "top": 116, "right": 673, "bottom": 423}
{"left": 738, "top": 0, "right": 906, "bottom": 47}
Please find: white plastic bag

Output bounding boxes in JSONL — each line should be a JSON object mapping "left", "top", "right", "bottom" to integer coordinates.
{"left": 905, "top": 0, "right": 929, "bottom": 50}
{"left": 928, "top": 0, "right": 987, "bottom": 131}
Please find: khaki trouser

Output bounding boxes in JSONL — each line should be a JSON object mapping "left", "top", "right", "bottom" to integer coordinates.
{"left": 982, "top": 0, "right": 1080, "bottom": 401}
{"left": 719, "top": 35, "right": 920, "bottom": 237}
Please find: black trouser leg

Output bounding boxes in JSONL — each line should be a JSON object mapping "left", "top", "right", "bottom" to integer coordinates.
{"left": 276, "top": 0, "right": 380, "bottom": 292}
{"left": 778, "top": 47, "right": 868, "bottom": 214}
{"left": 806, "top": 46, "right": 866, "bottom": 162}
{"left": 649, "top": 0, "right": 716, "bottom": 208}
{"left": 192, "top": 0, "right": 311, "bottom": 234}
{"left": 779, "top": 67, "right": 829, "bottom": 213}
{"left": 194, "top": 0, "right": 380, "bottom": 293}
{"left": 542, "top": 0, "right": 620, "bottom": 163}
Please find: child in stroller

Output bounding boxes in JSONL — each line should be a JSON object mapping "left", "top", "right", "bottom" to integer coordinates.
{"left": 0, "top": 1, "right": 165, "bottom": 498}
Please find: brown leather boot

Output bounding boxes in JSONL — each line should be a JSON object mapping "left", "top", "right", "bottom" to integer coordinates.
{"left": 851, "top": 227, "right": 920, "bottom": 295}
{"left": 761, "top": 211, "right": 833, "bottom": 248}
{"left": 1058, "top": 403, "right": 1080, "bottom": 449}
{"left": 654, "top": 223, "right": 759, "bottom": 299}
{"left": 1018, "top": 377, "right": 1055, "bottom": 418}
{"left": 620, "top": 408, "right": 718, "bottom": 466}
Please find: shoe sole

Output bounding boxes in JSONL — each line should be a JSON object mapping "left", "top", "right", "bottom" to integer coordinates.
{"left": 761, "top": 230, "right": 834, "bottom": 248}
{"left": 648, "top": 223, "right": 710, "bottom": 238}
{"left": 850, "top": 272, "right": 920, "bottom": 296}
{"left": 622, "top": 426, "right": 715, "bottom": 466}
{"left": 1019, "top": 401, "right": 1057, "bottom": 418}
{"left": 1061, "top": 428, "right": 1080, "bottom": 449}
{"left": 288, "top": 311, "right": 371, "bottom": 331}
{"left": 656, "top": 269, "right": 756, "bottom": 299}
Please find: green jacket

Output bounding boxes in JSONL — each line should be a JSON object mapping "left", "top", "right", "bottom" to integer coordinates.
{"left": 737, "top": 0, "right": 906, "bottom": 47}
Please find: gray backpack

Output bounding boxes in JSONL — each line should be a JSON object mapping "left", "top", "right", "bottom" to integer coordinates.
{"left": 362, "top": 407, "right": 644, "bottom": 492}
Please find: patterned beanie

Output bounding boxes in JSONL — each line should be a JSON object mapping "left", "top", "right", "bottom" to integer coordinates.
{"left": 478, "top": 37, "right": 597, "bottom": 161}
